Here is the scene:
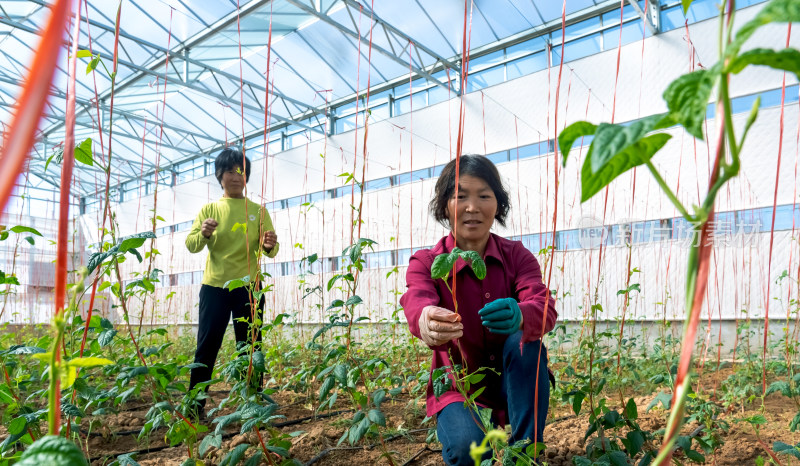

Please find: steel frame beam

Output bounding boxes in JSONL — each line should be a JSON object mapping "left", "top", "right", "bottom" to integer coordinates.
{"left": 16, "top": 2, "right": 324, "bottom": 127}
{"left": 627, "top": 0, "right": 660, "bottom": 34}
{"left": 343, "top": 0, "right": 460, "bottom": 73}
{"left": 285, "top": 0, "right": 460, "bottom": 96}
{"left": 0, "top": 74, "right": 222, "bottom": 151}
{"left": 0, "top": 15, "right": 326, "bottom": 134}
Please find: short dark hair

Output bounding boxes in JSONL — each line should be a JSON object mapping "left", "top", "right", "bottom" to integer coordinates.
{"left": 214, "top": 147, "right": 251, "bottom": 186}
{"left": 429, "top": 154, "right": 510, "bottom": 228}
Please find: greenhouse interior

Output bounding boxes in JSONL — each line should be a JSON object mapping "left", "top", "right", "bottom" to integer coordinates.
{"left": 1, "top": 0, "right": 799, "bottom": 464}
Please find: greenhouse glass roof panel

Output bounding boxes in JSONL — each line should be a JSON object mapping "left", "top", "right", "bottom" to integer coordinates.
{"left": 0, "top": 0, "right": 627, "bottom": 197}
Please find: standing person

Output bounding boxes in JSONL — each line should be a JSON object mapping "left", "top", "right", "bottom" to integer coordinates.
{"left": 400, "top": 155, "right": 557, "bottom": 465}
{"left": 185, "top": 147, "right": 279, "bottom": 416}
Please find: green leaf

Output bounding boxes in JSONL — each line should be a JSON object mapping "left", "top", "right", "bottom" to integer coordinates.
{"left": 607, "top": 450, "right": 629, "bottom": 466}
{"left": 765, "top": 380, "right": 792, "bottom": 397}
{"left": 243, "top": 452, "right": 263, "bottom": 466}
{"left": 727, "top": 48, "right": 800, "bottom": 80}
{"left": 74, "top": 138, "right": 93, "bottom": 166}
{"left": 213, "top": 412, "right": 242, "bottom": 436}
{"left": 61, "top": 367, "right": 79, "bottom": 389}
{"left": 367, "top": 408, "right": 386, "bottom": 427}
{"left": 98, "top": 329, "right": 117, "bottom": 347}
{"left": 468, "top": 386, "right": 486, "bottom": 403}
{"left": 6, "top": 346, "right": 45, "bottom": 355}
{"left": 127, "top": 248, "right": 143, "bottom": 263}
{"left": 603, "top": 410, "right": 622, "bottom": 428}
{"left": 572, "top": 390, "right": 586, "bottom": 416}
{"left": 334, "top": 364, "right": 348, "bottom": 385}
{"left": 326, "top": 299, "right": 345, "bottom": 310}
{"left": 67, "top": 357, "right": 114, "bottom": 368}
{"left": 743, "top": 414, "right": 768, "bottom": 426}
{"left": 558, "top": 121, "right": 597, "bottom": 165}
{"left": 115, "top": 453, "right": 141, "bottom": 466}
{"left": 663, "top": 69, "right": 715, "bottom": 140}
{"left": 348, "top": 416, "right": 371, "bottom": 445}
{"left": 685, "top": 449, "right": 705, "bottom": 463}
{"left": 45, "top": 146, "right": 64, "bottom": 172}
{"left": 87, "top": 232, "right": 156, "bottom": 273}
{"left": 266, "top": 444, "right": 290, "bottom": 457}
{"left": 344, "top": 295, "right": 363, "bottom": 307}
{"left": 431, "top": 251, "right": 458, "bottom": 279}
{"left": 86, "top": 56, "right": 101, "bottom": 74}
{"left": 372, "top": 389, "right": 386, "bottom": 407}
{"left": 199, "top": 433, "right": 222, "bottom": 458}
{"left": 327, "top": 274, "right": 343, "bottom": 291}
{"left": 220, "top": 444, "right": 250, "bottom": 466}
{"left": 624, "top": 430, "right": 644, "bottom": 456}
{"left": 87, "top": 252, "right": 112, "bottom": 274}
{"left": 319, "top": 376, "right": 335, "bottom": 401}
{"left": 251, "top": 351, "right": 265, "bottom": 371}
{"left": 10, "top": 226, "right": 43, "bottom": 236}
{"left": 62, "top": 402, "right": 85, "bottom": 418}
{"left": 625, "top": 397, "right": 638, "bottom": 420}
{"left": 581, "top": 117, "right": 672, "bottom": 202}
{"left": 16, "top": 436, "right": 88, "bottom": 466}
{"left": 0, "top": 273, "right": 20, "bottom": 286}
{"left": 647, "top": 391, "right": 672, "bottom": 412}
{"left": 790, "top": 411, "right": 800, "bottom": 431}
{"left": 76, "top": 49, "right": 93, "bottom": 58}
{"left": 223, "top": 275, "right": 250, "bottom": 291}
{"left": 460, "top": 251, "right": 487, "bottom": 280}
{"left": 432, "top": 367, "right": 453, "bottom": 399}
{"left": 8, "top": 417, "right": 27, "bottom": 436}
{"left": 729, "top": 0, "right": 800, "bottom": 59}
{"left": 617, "top": 283, "right": 642, "bottom": 296}
{"left": 774, "top": 441, "right": 800, "bottom": 459}
{"left": 118, "top": 233, "right": 154, "bottom": 253}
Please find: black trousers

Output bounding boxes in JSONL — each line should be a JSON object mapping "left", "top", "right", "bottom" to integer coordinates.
{"left": 189, "top": 284, "right": 263, "bottom": 397}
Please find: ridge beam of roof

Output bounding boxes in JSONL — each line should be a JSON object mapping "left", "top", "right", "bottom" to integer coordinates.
{"left": 626, "top": 0, "right": 659, "bottom": 34}
{"left": 284, "top": 0, "right": 459, "bottom": 96}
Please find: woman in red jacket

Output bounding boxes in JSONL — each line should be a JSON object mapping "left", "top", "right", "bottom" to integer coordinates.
{"left": 400, "top": 155, "right": 557, "bottom": 465}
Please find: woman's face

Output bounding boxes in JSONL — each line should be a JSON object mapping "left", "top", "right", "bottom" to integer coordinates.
{"left": 221, "top": 165, "right": 245, "bottom": 198}
{"left": 446, "top": 174, "right": 498, "bottom": 249}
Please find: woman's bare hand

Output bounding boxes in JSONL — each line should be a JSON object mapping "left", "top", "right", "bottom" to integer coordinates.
{"left": 200, "top": 218, "right": 218, "bottom": 238}
{"left": 418, "top": 305, "right": 463, "bottom": 347}
{"left": 262, "top": 230, "right": 277, "bottom": 250}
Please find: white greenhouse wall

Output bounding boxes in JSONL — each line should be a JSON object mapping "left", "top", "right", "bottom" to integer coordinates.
{"left": 2, "top": 3, "right": 798, "bottom": 333}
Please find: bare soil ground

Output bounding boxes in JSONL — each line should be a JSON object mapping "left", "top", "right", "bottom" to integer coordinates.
{"left": 72, "top": 385, "right": 799, "bottom": 466}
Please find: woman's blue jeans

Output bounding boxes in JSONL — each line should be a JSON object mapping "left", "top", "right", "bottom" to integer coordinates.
{"left": 436, "top": 331, "right": 550, "bottom": 466}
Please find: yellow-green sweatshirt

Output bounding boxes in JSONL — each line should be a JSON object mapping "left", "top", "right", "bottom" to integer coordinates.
{"left": 185, "top": 197, "right": 280, "bottom": 288}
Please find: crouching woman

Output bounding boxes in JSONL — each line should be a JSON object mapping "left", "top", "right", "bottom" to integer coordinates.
{"left": 400, "top": 155, "right": 557, "bottom": 465}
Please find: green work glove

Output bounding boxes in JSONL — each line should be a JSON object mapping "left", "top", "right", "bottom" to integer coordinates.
{"left": 478, "top": 297, "right": 522, "bottom": 334}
